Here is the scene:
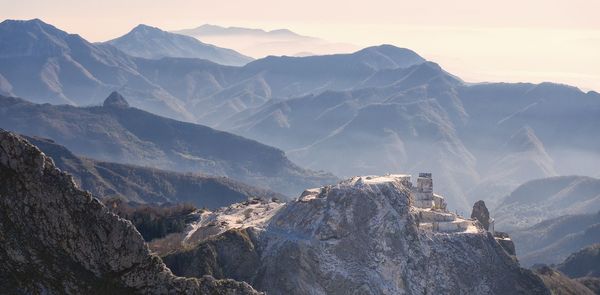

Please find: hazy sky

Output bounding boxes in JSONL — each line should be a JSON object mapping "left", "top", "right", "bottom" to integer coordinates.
{"left": 1, "top": 0, "right": 599, "bottom": 91}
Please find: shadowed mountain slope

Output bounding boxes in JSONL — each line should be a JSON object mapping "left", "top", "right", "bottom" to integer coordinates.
{"left": 0, "top": 93, "right": 337, "bottom": 197}
{"left": 26, "top": 135, "right": 283, "bottom": 208}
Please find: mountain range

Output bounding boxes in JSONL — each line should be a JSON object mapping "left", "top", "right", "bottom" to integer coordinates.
{"left": 0, "top": 92, "right": 337, "bottom": 197}
{"left": 106, "top": 24, "right": 253, "bottom": 66}
{"left": 173, "top": 24, "right": 359, "bottom": 58}
{"left": 1, "top": 18, "right": 599, "bottom": 211}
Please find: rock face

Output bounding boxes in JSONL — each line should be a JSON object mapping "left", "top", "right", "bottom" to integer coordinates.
{"left": 163, "top": 174, "right": 549, "bottom": 295}
{"left": 0, "top": 129, "right": 258, "bottom": 294}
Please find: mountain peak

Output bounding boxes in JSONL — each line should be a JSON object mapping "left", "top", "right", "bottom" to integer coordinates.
{"left": 130, "top": 24, "right": 162, "bottom": 34}
{"left": 103, "top": 91, "right": 129, "bottom": 108}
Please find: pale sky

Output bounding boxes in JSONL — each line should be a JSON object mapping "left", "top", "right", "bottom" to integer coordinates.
{"left": 1, "top": 0, "right": 599, "bottom": 91}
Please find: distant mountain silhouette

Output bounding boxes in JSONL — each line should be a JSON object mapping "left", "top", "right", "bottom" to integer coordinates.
{"left": 0, "top": 92, "right": 337, "bottom": 197}
{"left": 106, "top": 24, "right": 252, "bottom": 66}
{"left": 26, "top": 135, "right": 283, "bottom": 208}
{"left": 173, "top": 24, "right": 359, "bottom": 58}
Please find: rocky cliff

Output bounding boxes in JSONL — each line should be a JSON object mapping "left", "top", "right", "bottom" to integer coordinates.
{"left": 162, "top": 174, "right": 549, "bottom": 294}
{"left": 0, "top": 129, "right": 258, "bottom": 294}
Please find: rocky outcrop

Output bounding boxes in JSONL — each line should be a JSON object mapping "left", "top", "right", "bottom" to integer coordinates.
{"left": 103, "top": 91, "right": 131, "bottom": 108}
{"left": 471, "top": 200, "right": 491, "bottom": 230}
{"left": 163, "top": 174, "right": 549, "bottom": 294}
{"left": 0, "top": 129, "right": 258, "bottom": 294}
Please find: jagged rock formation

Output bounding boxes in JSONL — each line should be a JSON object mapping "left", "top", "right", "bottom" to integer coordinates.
{"left": 0, "top": 129, "right": 258, "bottom": 294}
{"left": 160, "top": 174, "right": 549, "bottom": 294}
{"left": 26, "top": 135, "right": 283, "bottom": 208}
{"left": 471, "top": 200, "right": 492, "bottom": 230}
{"left": 469, "top": 200, "right": 517, "bottom": 256}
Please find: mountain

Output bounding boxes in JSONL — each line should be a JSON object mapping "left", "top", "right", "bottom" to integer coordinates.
{"left": 155, "top": 174, "right": 549, "bottom": 294}
{"left": 509, "top": 211, "right": 600, "bottom": 266}
{"left": 26, "top": 135, "right": 283, "bottom": 208}
{"left": 0, "top": 92, "right": 337, "bottom": 197}
{"left": 557, "top": 244, "right": 600, "bottom": 278}
{"left": 106, "top": 24, "right": 253, "bottom": 66}
{"left": 494, "top": 176, "right": 600, "bottom": 231}
{"left": 132, "top": 44, "right": 427, "bottom": 125}
{"left": 173, "top": 24, "right": 359, "bottom": 58}
{"left": 0, "top": 18, "right": 195, "bottom": 120}
{"left": 0, "top": 129, "right": 258, "bottom": 294}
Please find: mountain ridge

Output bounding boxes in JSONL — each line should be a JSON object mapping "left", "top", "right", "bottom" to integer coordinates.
{"left": 0, "top": 92, "right": 337, "bottom": 197}
{"left": 106, "top": 24, "right": 253, "bottom": 66}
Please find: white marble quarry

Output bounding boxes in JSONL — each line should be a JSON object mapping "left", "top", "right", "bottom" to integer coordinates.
{"left": 406, "top": 172, "right": 477, "bottom": 233}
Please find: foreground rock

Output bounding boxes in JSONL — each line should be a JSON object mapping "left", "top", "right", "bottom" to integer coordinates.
{"left": 161, "top": 174, "right": 549, "bottom": 294}
{"left": 0, "top": 129, "right": 258, "bottom": 294}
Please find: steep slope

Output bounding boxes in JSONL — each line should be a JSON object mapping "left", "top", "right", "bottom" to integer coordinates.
{"left": 159, "top": 174, "right": 549, "bottom": 294}
{"left": 468, "top": 127, "right": 557, "bottom": 208}
{"left": 106, "top": 24, "right": 252, "bottom": 66}
{"left": 0, "top": 93, "right": 337, "bottom": 197}
{"left": 494, "top": 176, "right": 600, "bottom": 231}
{"left": 26, "top": 135, "right": 283, "bottom": 208}
{"left": 557, "top": 244, "right": 600, "bottom": 278}
{"left": 510, "top": 211, "right": 600, "bottom": 266}
{"left": 0, "top": 129, "right": 258, "bottom": 294}
{"left": 533, "top": 266, "right": 595, "bottom": 295}
{"left": 0, "top": 19, "right": 192, "bottom": 120}
{"left": 173, "top": 24, "right": 358, "bottom": 57}
{"left": 458, "top": 83, "right": 600, "bottom": 180}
